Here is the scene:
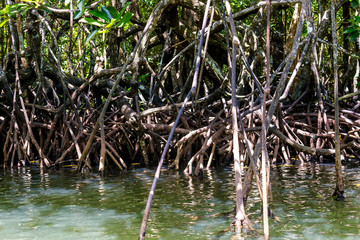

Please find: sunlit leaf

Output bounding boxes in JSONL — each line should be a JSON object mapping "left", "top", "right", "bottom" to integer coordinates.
{"left": 10, "top": 3, "right": 29, "bottom": 8}
{"left": 98, "top": 29, "right": 109, "bottom": 34}
{"left": 9, "top": 3, "right": 30, "bottom": 13}
{"left": 0, "top": 18, "right": 8, "bottom": 27}
{"left": 104, "top": 18, "right": 116, "bottom": 29}
{"left": 0, "top": 5, "right": 10, "bottom": 15}
{"left": 7, "top": 4, "right": 31, "bottom": 17}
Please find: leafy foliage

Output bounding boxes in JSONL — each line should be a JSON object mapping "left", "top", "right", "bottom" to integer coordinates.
{"left": 0, "top": 3, "right": 32, "bottom": 27}
{"left": 78, "top": 1, "right": 133, "bottom": 44}
{"left": 350, "top": 0, "right": 360, "bottom": 9}
{"left": 344, "top": 16, "right": 360, "bottom": 42}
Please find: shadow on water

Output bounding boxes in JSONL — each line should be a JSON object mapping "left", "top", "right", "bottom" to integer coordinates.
{"left": 0, "top": 163, "right": 359, "bottom": 239}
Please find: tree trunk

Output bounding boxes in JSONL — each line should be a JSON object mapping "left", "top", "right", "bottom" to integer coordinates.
{"left": 331, "top": 0, "right": 345, "bottom": 200}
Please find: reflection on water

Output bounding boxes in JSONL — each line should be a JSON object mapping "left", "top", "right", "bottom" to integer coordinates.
{"left": 0, "top": 164, "right": 359, "bottom": 239}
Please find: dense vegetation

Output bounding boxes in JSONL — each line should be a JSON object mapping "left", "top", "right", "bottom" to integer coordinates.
{"left": 1, "top": 0, "right": 359, "bottom": 238}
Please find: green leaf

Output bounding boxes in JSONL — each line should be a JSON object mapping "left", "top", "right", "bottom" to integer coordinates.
{"left": 101, "top": 5, "right": 113, "bottom": 20}
{"left": 349, "top": 33, "right": 360, "bottom": 42}
{"left": 79, "top": 17, "right": 106, "bottom": 27}
{"left": 98, "top": 29, "right": 108, "bottom": 34}
{"left": 104, "top": 18, "right": 116, "bottom": 29}
{"left": 89, "top": 9, "right": 109, "bottom": 21}
{"left": 115, "top": 12, "right": 132, "bottom": 28}
{"left": 344, "top": 27, "right": 358, "bottom": 34}
{"left": 105, "top": 6, "right": 119, "bottom": 19}
{"left": 351, "top": 0, "right": 360, "bottom": 9}
{"left": 354, "top": 15, "right": 360, "bottom": 24}
{"left": 85, "top": 28, "right": 99, "bottom": 44}
{"left": 349, "top": 20, "right": 358, "bottom": 26}
{"left": 8, "top": 3, "right": 30, "bottom": 16}
{"left": 123, "top": 11, "right": 133, "bottom": 22}
{"left": 9, "top": 9, "right": 29, "bottom": 17}
{"left": 74, "top": 0, "right": 85, "bottom": 20}
{"left": 0, "top": 18, "right": 8, "bottom": 27}
{"left": 0, "top": 5, "right": 10, "bottom": 15}
{"left": 10, "top": 3, "right": 29, "bottom": 9}
{"left": 119, "top": 2, "right": 131, "bottom": 16}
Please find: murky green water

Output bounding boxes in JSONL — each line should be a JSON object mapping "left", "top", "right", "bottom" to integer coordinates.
{"left": 0, "top": 164, "right": 360, "bottom": 239}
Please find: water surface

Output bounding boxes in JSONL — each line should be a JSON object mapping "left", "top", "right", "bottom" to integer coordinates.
{"left": 0, "top": 164, "right": 359, "bottom": 239}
